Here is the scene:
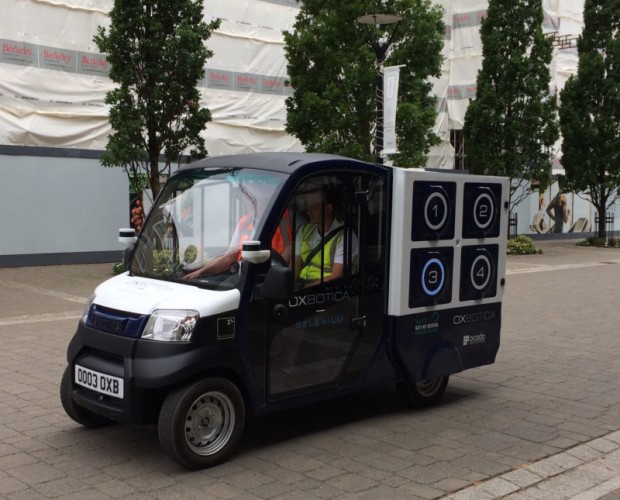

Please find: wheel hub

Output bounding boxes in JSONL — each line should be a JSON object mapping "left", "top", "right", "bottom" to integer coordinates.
{"left": 184, "top": 391, "right": 235, "bottom": 456}
{"left": 416, "top": 378, "right": 441, "bottom": 396}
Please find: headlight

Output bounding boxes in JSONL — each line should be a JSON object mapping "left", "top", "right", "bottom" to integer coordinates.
{"left": 81, "top": 295, "right": 95, "bottom": 324}
{"left": 142, "top": 309, "right": 199, "bottom": 342}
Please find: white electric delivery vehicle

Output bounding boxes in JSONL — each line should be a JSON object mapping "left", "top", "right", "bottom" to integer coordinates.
{"left": 61, "top": 152, "right": 508, "bottom": 469}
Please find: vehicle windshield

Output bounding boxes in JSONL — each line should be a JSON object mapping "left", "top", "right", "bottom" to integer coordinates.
{"left": 129, "top": 167, "right": 286, "bottom": 289}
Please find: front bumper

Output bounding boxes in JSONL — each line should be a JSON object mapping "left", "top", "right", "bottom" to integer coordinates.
{"left": 66, "top": 322, "right": 232, "bottom": 424}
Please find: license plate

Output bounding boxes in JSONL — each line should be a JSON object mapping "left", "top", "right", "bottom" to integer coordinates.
{"left": 74, "top": 365, "right": 124, "bottom": 399}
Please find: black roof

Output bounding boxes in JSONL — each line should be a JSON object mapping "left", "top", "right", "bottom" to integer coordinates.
{"left": 179, "top": 152, "right": 378, "bottom": 174}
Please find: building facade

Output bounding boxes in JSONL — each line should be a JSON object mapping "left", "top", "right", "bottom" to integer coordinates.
{"left": 1, "top": 0, "right": 608, "bottom": 266}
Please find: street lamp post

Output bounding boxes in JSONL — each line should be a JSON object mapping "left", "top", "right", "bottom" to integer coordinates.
{"left": 356, "top": 13, "right": 402, "bottom": 164}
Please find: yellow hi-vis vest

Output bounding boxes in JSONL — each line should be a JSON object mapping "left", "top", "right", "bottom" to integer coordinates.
{"left": 299, "top": 223, "right": 343, "bottom": 281}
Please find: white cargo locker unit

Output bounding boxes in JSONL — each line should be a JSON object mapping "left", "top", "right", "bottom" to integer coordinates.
{"left": 387, "top": 168, "right": 509, "bottom": 383}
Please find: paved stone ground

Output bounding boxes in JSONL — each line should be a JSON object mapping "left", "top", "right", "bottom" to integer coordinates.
{"left": 0, "top": 239, "right": 618, "bottom": 499}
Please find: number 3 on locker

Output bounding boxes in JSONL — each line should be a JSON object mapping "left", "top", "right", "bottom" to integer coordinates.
{"left": 409, "top": 248, "right": 454, "bottom": 308}
{"left": 422, "top": 258, "right": 445, "bottom": 296}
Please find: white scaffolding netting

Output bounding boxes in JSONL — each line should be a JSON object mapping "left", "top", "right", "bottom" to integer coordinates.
{"left": 427, "top": 0, "right": 583, "bottom": 168}
{"left": 0, "top": 0, "right": 303, "bottom": 153}
{"left": 0, "top": 0, "right": 583, "bottom": 163}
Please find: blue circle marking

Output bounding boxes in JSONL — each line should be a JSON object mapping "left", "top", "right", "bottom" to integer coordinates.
{"left": 421, "top": 258, "right": 445, "bottom": 296}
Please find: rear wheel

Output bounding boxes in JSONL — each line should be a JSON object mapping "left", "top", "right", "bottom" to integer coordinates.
{"left": 60, "top": 366, "right": 116, "bottom": 427}
{"left": 397, "top": 376, "right": 449, "bottom": 407}
{"left": 158, "top": 377, "right": 245, "bottom": 469}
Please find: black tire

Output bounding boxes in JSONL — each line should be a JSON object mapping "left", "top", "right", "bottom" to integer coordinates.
{"left": 60, "top": 366, "right": 116, "bottom": 428}
{"left": 158, "top": 378, "right": 245, "bottom": 469}
{"left": 397, "top": 376, "right": 449, "bottom": 407}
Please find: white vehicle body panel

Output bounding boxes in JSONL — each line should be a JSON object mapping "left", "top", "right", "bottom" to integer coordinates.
{"left": 93, "top": 273, "right": 241, "bottom": 317}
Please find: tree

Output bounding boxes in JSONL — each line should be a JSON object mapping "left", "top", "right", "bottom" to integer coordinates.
{"left": 94, "top": 0, "right": 220, "bottom": 199}
{"left": 559, "top": 0, "right": 620, "bottom": 238}
{"left": 284, "top": 0, "right": 444, "bottom": 166}
{"left": 463, "top": 0, "right": 559, "bottom": 209}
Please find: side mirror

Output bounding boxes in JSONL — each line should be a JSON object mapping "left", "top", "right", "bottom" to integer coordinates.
{"left": 118, "top": 228, "right": 137, "bottom": 249}
{"left": 256, "top": 256, "right": 293, "bottom": 302}
{"left": 119, "top": 228, "right": 136, "bottom": 271}
{"left": 241, "top": 241, "right": 271, "bottom": 264}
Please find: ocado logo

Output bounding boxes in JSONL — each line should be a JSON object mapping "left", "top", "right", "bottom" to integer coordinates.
{"left": 463, "top": 333, "right": 486, "bottom": 346}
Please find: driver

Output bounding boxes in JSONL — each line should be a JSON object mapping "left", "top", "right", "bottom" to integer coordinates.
{"left": 185, "top": 203, "right": 291, "bottom": 279}
{"left": 294, "top": 188, "right": 358, "bottom": 287}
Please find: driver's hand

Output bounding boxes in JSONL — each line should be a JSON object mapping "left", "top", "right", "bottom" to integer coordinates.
{"left": 185, "top": 269, "right": 202, "bottom": 279}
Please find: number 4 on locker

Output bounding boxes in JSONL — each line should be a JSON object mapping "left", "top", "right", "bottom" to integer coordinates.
{"left": 459, "top": 245, "right": 499, "bottom": 301}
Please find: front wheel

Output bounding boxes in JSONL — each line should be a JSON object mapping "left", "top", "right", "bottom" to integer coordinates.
{"left": 397, "top": 376, "right": 449, "bottom": 407}
{"left": 60, "top": 366, "right": 116, "bottom": 428}
{"left": 158, "top": 377, "right": 245, "bottom": 469}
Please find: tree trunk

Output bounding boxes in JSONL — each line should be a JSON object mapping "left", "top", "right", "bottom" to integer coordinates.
{"left": 597, "top": 206, "right": 606, "bottom": 239}
{"left": 149, "top": 147, "right": 161, "bottom": 199}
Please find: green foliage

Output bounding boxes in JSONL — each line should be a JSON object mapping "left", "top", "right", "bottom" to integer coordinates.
{"left": 559, "top": 0, "right": 620, "bottom": 238}
{"left": 128, "top": 172, "right": 149, "bottom": 195}
{"left": 152, "top": 249, "right": 180, "bottom": 276}
{"left": 183, "top": 245, "right": 198, "bottom": 264}
{"left": 113, "top": 247, "right": 190, "bottom": 276}
{"left": 284, "top": 0, "right": 444, "bottom": 166}
{"left": 94, "top": 1, "right": 220, "bottom": 197}
{"left": 577, "top": 236, "right": 620, "bottom": 248}
{"left": 507, "top": 235, "right": 542, "bottom": 255}
{"left": 112, "top": 261, "right": 125, "bottom": 275}
{"left": 464, "top": 0, "right": 559, "bottom": 208}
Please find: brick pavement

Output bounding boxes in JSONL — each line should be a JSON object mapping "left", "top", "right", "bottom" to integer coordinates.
{"left": 0, "top": 239, "right": 619, "bottom": 499}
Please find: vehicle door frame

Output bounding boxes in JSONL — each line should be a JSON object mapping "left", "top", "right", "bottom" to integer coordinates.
{"left": 261, "top": 165, "right": 392, "bottom": 402}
